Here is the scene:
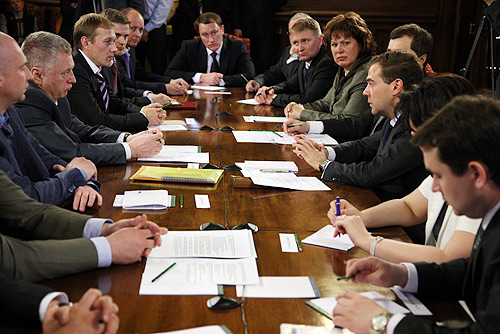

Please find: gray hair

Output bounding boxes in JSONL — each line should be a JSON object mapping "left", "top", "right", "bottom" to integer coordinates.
{"left": 21, "top": 31, "right": 72, "bottom": 71}
{"left": 290, "top": 12, "right": 312, "bottom": 22}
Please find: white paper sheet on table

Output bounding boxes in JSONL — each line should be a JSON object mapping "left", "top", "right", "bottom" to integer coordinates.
{"left": 232, "top": 131, "right": 337, "bottom": 145}
{"left": 280, "top": 323, "right": 342, "bottom": 334}
{"left": 243, "top": 116, "right": 288, "bottom": 123}
{"left": 204, "top": 91, "right": 231, "bottom": 95}
{"left": 148, "top": 230, "right": 257, "bottom": 258}
{"left": 119, "top": 190, "right": 169, "bottom": 210}
{"left": 143, "top": 257, "right": 259, "bottom": 285}
{"left": 113, "top": 194, "right": 175, "bottom": 209}
{"left": 149, "top": 124, "right": 189, "bottom": 131}
{"left": 307, "top": 291, "right": 409, "bottom": 320}
{"left": 250, "top": 173, "right": 331, "bottom": 191}
{"left": 191, "top": 85, "right": 226, "bottom": 91}
{"left": 236, "top": 276, "right": 321, "bottom": 298}
{"left": 274, "top": 133, "right": 338, "bottom": 145}
{"left": 139, "top": 152, "right": 209, "bottom": 163}
{"left": 301, "top": 225, "right": 355, "bottom": 251}
{"left": 244, "top": 160, "right": 298, "bottom": 172}
{"left": 154, "top": 325, "right": 233, "bottom": 334}
{"left": 392, "top": 287, "right": 432, "bottom": 315}
{"left": 237, "top": 98, "right": 260, "bottom": 105}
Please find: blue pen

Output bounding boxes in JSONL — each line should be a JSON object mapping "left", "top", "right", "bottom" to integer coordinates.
{"left": 336, "top": 196, "right": 341, "bottom": 216}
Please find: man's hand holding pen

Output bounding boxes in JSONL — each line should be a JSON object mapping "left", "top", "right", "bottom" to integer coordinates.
{"left": 200, "top": 72, "right": 224, "bottom": 86}
{"left": 255, "top": 86, "right": 275, "bottom": 105}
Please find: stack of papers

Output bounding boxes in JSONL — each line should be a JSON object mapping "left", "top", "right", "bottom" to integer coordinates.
{"left": 138, "top": 146, "right": 209, "bottom": 163}
{"left": 236, "top": 276, "right": 320, "bottom": 298}
{"left": 250, "top": 173, "right": 331, "bottom": 191}
{"left": 236, "top": 160, "right": 298, "bottom": 177}
{"left": 149, "top": 120, "right": 189, "bottom": 131}
{"left": 154, "top": 326, "right": 233, "bottom": 334}
{"left": 243, "top": 116, "right": 288, "bottom": 123}
{"left": 301, "top": 225, "right": 355, "bottom": 251}
{"left": 113, "top": 190, "right": 174, "bottom": 210}
{"left": 140, "top": 230, "right": 259, "bottom": 295}
{"left": 130, "top": 166, "right": 224, "bottom": 184}
{"left": 237, "top": 98, "right": 260, "bottom": 105}
{"left": 232, "top": 131, "right": 338, "bottom": 145}
{"left": 191, "top": 85, "right": 226, "bottom": 91}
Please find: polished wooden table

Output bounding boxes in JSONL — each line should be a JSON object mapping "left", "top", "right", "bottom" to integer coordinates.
{"left": 9, "top": 88, "right": 471, "bottom": 333}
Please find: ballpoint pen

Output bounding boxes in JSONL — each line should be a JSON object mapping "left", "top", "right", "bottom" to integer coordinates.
{"left": 336, "top": 275, "right": 354, "bottom": 281}
{"left": 294, "top": 233, "right": 302, "bottom": 252}
{"left": 255, "top": 86, "right": 275, "bottom": 97}
{"left": 180, "top": 194, "right": 184, "bottom": 208}
{"left": 336, "top": 196, "right": 341, "bottom": 216}
{"left": 241, "top": 74, "right": 249, "bottom": 83}
{"left": 151, "top": 262, "right": 177, "bottom": 282}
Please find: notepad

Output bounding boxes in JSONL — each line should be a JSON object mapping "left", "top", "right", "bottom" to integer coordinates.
{"left": 130, "top": 166, "right": 224, "bottom": 184}
{"left": 191, "top": 85, "right": 226, "bottom": 91}
{"left": 114, "top": 190, "right": 175, "bottom": 210}
{"left": 243, "top": 116, "right": 288, "bottom": 123}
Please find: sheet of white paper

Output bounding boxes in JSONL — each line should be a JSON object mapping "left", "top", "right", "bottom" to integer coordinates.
{"left": 154, "top": 325, "right": 231, "bottom": 334}
{"left": 236, "top": 277, "right": 320, "bottom": 298}
{"left": 279, "top": 233, "right": 299, "bottom": 252}
{"left": 243, "top": 116, "right": 288, "bottom": 123}
{"left": 301, "top": 225, "right": 355, "bottom": 251}
{"left": 191, "top": 85, "right": 226, "bottom": 91}
{"left": 195, "top": 194, "right": 210, "bottom": 208}
{"left": 144, "top": 258, "right": 259, "bottom": 285}
{"left": 233, "top": 131, "right": 277, "bottom": 143}
{"left": 280, "top": 324, "right": 341, "bottom": 334}
{"left": 244, "top": 160, "right": 298, "bottom": 172}
{"left": 139, "top": 152, "right": 209, "bottom": 163}
{"left": 186, "top": 90, "right": 193, "bottom": 95}
{"left": 158, "top": 145, "right": 200, "bottom": 153}
{"left": 309, "top": 291, "right": 409, "bottom": 318}
{"left": 187, "top": 163, "right": 200, "bottom": 169}
{"left": 237, "top": 98, "right": 260, "bottom": 105}
{"left": 185, "top": 118, "right": 196, "bottom": 124}
{"left": 274, "top": 133, "right": 338, "bottom": 146}
{"left": 250, "top": 174, "right": 331, "bottom": 191}
{"left": 114, "top": 194, "right": 174, "bottom": 208}
{"left": 149, "top": 124, "right": 189, "bottom": 131}
{"left": 121, "top": 190, "right": 169, "bottom": 210}
{"left": 204, "top": 91, "right": 232, "bottom": 95}
{"left": 148, "top": 230, "right": 257, "bottom": 259}
{"left": 392, "top": 287, "right": 432, "bottom": 316}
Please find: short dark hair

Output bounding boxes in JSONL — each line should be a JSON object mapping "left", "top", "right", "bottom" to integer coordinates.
{"left": 390, "top": 23, "right": 433, "bottom": 60}
{"left": 324, "top": 12, "right": 376, "bottom": 58}
{"left": 289, "top": 18, "right": 322, "bottom": 36}
{"left": 368, "top": 50, "right": 423, "bottom": 90}
{"left": 195, "top": 12, "right": 222, "bottom": 33}
{"left": 73, "top": 13, "right": 114, "bottom": 50}
{"left": 100, "top": 8, "right": 130, "bottom": 24}
{"left": 412, "top": 96, "right": 500, "bottom": 187}
{"left": 398, "top": 73, "right": 477, "bottom": 129}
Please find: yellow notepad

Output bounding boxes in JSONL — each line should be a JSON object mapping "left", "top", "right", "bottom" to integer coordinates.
{"left": 130, "top": 166, "right": 224, "bottom": 184}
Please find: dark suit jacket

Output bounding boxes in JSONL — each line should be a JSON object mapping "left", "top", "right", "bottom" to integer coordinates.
{"left": 101, "top": 66, "right": 151, "bottom": 107}
{"left": 323, "top": 118, "right": 428, "bottom": 201}
{"left": 395, "top": 208, "right": 500, "bottom": 333}
{"left": 0, "top": 272, "right": 52, "bottom": 327}
{"left": 271, "top": 48, "right": 338, "bottom": 108}
{"left": 322, "top": 108, "right": 384, "bottom": 143}
{"left": 253, "top": 45, "right": 299, "bottom": 87}
{"left": 17, "top": 83, "right": 127, "bottom": 166}
{"left": 67, "top": 50, "right": 148, "bottom": 132}
{"left": 0, "top": 106, "right": 89, "bottom": 206}
{"left": 165, "top": 35, "right": 256, "bottom": 87}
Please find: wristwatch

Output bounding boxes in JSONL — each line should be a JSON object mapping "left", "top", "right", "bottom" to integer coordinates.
{"left": 318, "top": 159, "right": 330, "bottom": 173}
{"left": 371, "top": 312, "right": 392, "bottom": 334}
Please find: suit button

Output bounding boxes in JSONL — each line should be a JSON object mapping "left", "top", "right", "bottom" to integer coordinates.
{"left": 68, "top": 185, "right": 76, "bottom": 193}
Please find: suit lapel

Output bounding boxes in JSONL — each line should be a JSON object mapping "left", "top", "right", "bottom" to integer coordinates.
{"left": 297, "top": 61, "right": 305, "bottom": 92}
{"left": 73, "top": 51, "right": 106, "bottom": 111}
{"left": 130, "top": 47, "right": 137, "bottom": 80}
{"left": 219, "top": 36, "right": 230, "bottom": 74}
{"left": 198, "top": 40, "right": 208, "bottom": 73}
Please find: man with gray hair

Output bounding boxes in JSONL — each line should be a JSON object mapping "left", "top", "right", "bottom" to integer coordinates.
{"left": 254, "top": 17, "right": 337, "bottom": 108}
{"left": 16, "top": 31, "right": 164, "bottom": 167}
{"left": 245, "top": 13, "right": 311, "bottom": 93}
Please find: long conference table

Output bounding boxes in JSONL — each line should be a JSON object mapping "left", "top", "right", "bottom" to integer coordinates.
{"left": 8, "top": 88, "right": 471, "bottom": 333}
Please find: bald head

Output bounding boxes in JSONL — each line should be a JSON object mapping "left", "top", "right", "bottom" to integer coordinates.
{"left": 122, "top": 8, "right": 144, "bottom": 47}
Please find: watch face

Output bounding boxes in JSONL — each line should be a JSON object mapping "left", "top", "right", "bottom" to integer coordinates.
{"left": 372, "top": 313, "right": 388, "bottom": 330}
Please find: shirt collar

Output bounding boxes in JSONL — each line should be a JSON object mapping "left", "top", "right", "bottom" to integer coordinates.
{"left": 79, "top": 49, "right": 101, "bottom": 74}
{"left": 482, "top": 200, "right": 500, "bottom": 231}
{"left": 390, "top": 112, "right": 401, "bottom": 127}
{"left": 205, "top": 40, "right": 223, "bottom": 57}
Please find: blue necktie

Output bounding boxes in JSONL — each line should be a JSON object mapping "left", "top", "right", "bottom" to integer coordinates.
{"left": 383, "top": 123, "right": 394, "bottom": 147}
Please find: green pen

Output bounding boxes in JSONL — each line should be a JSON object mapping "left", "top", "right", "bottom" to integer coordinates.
{"left": 241, "top": 74, "right": 249, "bottom": 83}
{"left": 225, "top": 100, "right": 232, "bottom": 107}
{"left": 162, "top": 102, "right": 173, "bottom": 108}
{"left": 294, "top": 233, "right": 302, "bottom": 252}
{"left": 337, "top": 275, "right": 355, "bottom": 281}
{"left": 151, "top": 262, "right": 177, "bottom": 282}
{"left": 180, "top": 194, "right": 183, "bottom": 208}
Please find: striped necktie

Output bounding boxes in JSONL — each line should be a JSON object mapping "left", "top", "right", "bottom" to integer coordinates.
{"left": 96, "top": 72, "right": 109, "bottom": 111}
{"left": 123, "top": 51, "right": 131, "bottom": 78}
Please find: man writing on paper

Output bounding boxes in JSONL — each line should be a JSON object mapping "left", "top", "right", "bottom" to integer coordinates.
{"left": 165, "top": 12, "right": 255, "bottom": 87}
{"left": 332, "top": 96, "right": 500, "bottom": 334}
{"left": 17, "top": 31, "right": 164, "bottom": 166}
{"left": 254, "top": 18, "right": 337, "bottom": 108}
{"left": 291, "top": 51, "right": 428, "bottom": 201}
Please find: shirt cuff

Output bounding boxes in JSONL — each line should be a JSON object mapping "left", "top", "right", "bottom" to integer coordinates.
{"left": 83, "top": 218, "right": 113, "bottom": 238}
{"left": 143, "top": 91, "right": 153, "bottom": 103}
{"left": 121, "top": 143, "right": 132, "bottom": 160}
{"left": 90, "top": 237, "right": 112, "bottom": 267}
{"left": 76, "top": 167, "right": 87, "bottom": 180}
{"left": 193, "top": 73, "right": 202, "bottom": 83}
{"left": 117, "top": 132, "right": 127, "bottom": 143}
{"left": 386, "top": 313, "right": 406, "bottom": 334}
{"left": 219, "top": 78, "right": 226, "bottom": 87}
{"left": 308, "top": 121, "right": 324, "bottom": 134}
{"left": 401, "top": 263, "right": 418, "bottom": 293}
{"left": 326, "top": 147, "right": 336, "bottom": 161}
{"left": 39, "top": 292, "right": 69, "bottom": 323}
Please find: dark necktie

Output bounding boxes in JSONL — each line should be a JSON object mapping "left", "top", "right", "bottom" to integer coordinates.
{"left": 383, "top": 123, "right": 394, "bottom": 147}
{"left": 302, "top": 65, "right": 309, "bottom": 91}
{"left": 210, "top": 52, "right": 220, "bottom": 73}
{"left": 1, "top": 117, "right": 27, "bottom": 174}
{"left": 469, "top": 224, "right": 485, "bottom": 287}
{"left": 431, "top": 202, "right": 449, "bottom": 245}
{"left": 96, "top": 72, "right": 109, "bottom": 111}
{"left": 123, "top": 51, "right": 132, "bottom": 78}
{"left": 111, "top": 62, "right": 118, "bottom": 95}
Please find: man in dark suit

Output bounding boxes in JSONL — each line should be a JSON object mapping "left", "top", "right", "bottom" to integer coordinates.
{"left": 17, "top": 31, "right": 163, "bottom": 166}
{"left": 254, "top": 18, "right": 337, "bottom": 108}
{"left": 67, "top": 14, "right": 165, "bottom": 132}
{"left": 1, "top": 277, "right": 119, "bottom": 333}
{"left": 332, "top": 96, "right": 500, "bottom": 334}
{"left": 116, "top": 8, "right": 189, "bottom": 96}
{"left": 292, "top": 51, "right": 427, "bottom": 201}
{"left": 245, "top": 13, "right": 311, "bottom": 93}
{"left": 165, "top": 12, "right": 255, "bottom": 87}
{"left": 0, "top": 31, "right": 102, "bottom": 212}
